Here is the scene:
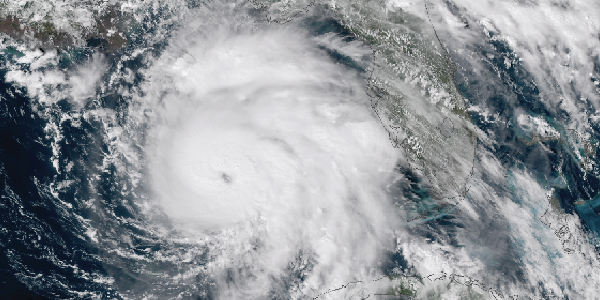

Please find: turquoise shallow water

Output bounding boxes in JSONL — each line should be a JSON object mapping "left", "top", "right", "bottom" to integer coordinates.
{"left": 1, "top": 0, "right": 600, "bottom": 299}
{"left": 575, "top": 196, "right": 600, "bottom": 235}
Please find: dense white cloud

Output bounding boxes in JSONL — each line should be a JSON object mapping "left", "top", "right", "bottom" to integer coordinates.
{"left": 141, "top": 11, "right": 399, "bottom": 298}
{"left": 428, "top": 0, "right": 600, "bottom": 131}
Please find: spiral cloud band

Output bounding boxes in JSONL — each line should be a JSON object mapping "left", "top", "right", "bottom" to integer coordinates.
{"left": 142, "top": 11, "right": 400, "bottom": 298}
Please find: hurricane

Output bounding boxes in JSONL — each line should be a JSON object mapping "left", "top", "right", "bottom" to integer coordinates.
{"left": 142, "top": 11, "right": 398, "bottom": 297}
{"left": 2, "top": 0, "right": 600, "bottom": 299}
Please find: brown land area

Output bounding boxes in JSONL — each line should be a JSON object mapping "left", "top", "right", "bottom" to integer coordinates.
{"left": 0, "top": 7, "right": 130, "bottom": 51}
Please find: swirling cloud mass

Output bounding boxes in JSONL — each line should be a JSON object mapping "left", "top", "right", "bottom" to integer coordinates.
{"left": 143, "top": 13, "right": 398, "bottom": 298}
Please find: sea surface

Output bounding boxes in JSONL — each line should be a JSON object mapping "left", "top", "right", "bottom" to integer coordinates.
{"left": 1, "top": 0, "right": 600, "bottom": 299}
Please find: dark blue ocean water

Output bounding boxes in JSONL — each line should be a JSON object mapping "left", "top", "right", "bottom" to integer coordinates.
{"left": 0, "top": 70, "right": 110, "bottom": 298}
{"left": 453, "top": 34, "right": 600, "bottom": 235}
{"left": 1, "top": 9, "right": 599, "bottom": 300}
